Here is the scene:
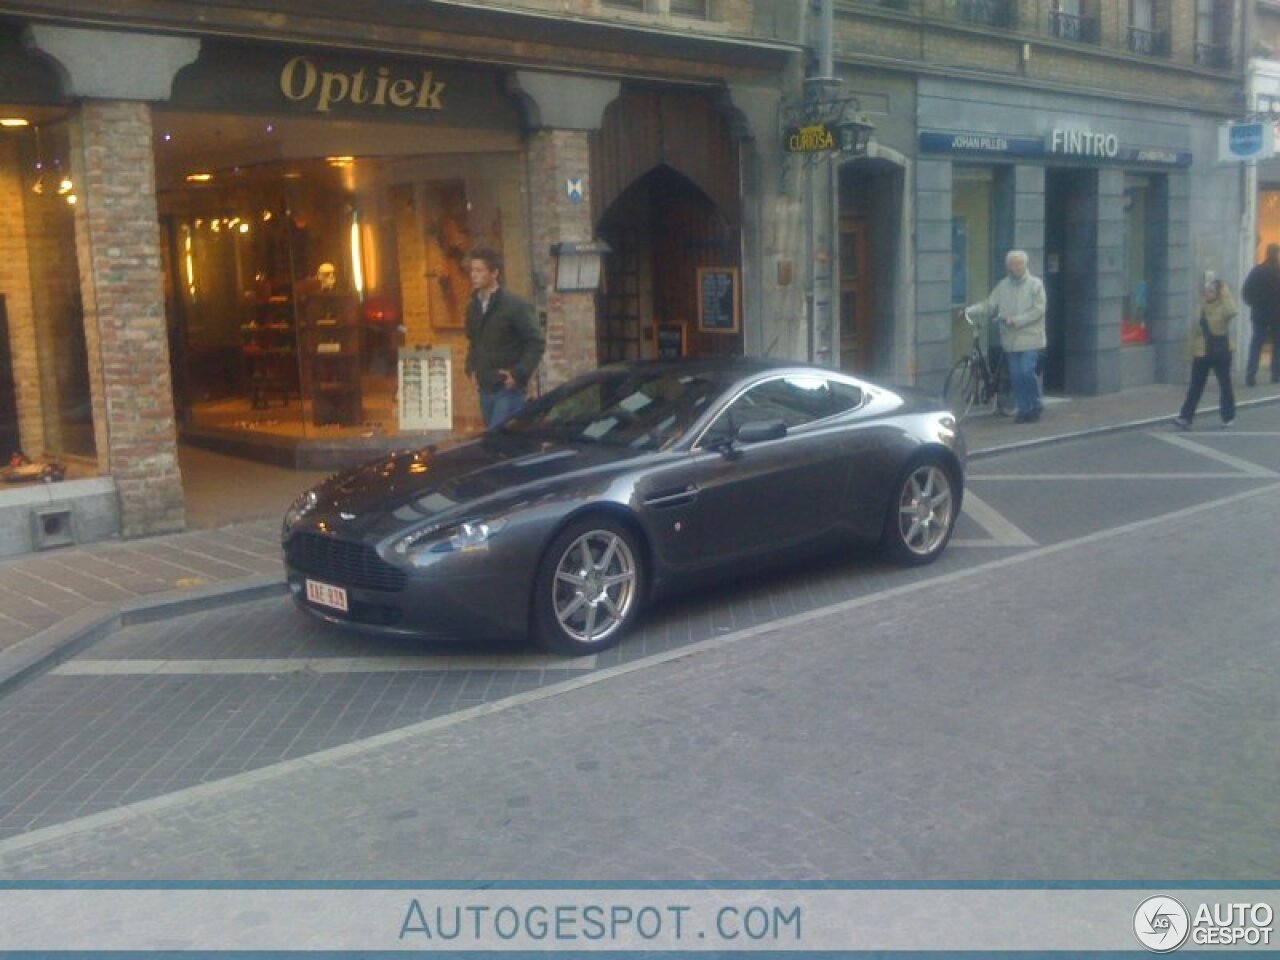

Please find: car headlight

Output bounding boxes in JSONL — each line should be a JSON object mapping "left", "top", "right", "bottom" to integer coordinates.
{"left": 392, "top": 517, "right": 508, "bottom": 562}
{"left": 282, "top": 489, "right": 319, "bottom": 532}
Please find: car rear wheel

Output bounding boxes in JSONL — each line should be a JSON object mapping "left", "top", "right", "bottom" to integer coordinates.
{"left": 882, "top": 458, "right": 959, "bottom": 566}
{"left": 531, "top": 516, "right": 645, "bottom": 656}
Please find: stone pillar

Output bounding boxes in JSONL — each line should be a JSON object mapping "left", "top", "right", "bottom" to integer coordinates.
{"left": 526, "top": 129, "right": 598, "bottom": 388}
{"left": 71, "top": 101, "right": 184, "bottom": 536}
{"left": 510, "top": 72, "right": 618, "bottom": 389}
{"left": 27, "top": 26, "right": 198, "bottom": 537}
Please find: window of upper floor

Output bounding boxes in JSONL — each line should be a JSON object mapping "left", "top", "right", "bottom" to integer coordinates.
{"left": 1195, "top": 0, "right": 1233, "bottom": 67}
{"left": 957, "top": 0, "right": 1016, "bottom": 29}
{"left": 1128, "top": 0, "right": 1171, "bottom": 55}
{"left": 1049, "top": 0, "right": 1100, "bottom": 43}
{"left": 600, "top": 0, "right": 710, "bottom": 17}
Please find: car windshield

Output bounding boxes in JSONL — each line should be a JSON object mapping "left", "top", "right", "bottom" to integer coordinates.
{"left": 499, "top": 368, "right": 731, "bottom": 450}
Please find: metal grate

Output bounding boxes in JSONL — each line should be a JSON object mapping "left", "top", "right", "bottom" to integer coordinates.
{"left": 286, "top": 533, "right": 407, "bottom": 592}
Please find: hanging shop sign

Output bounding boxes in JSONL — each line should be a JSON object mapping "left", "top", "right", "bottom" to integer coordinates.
{"left": 786, "top": 123, "right": 838, "bottom": 153}
{"left": 1217, "top": 121, "right": 1276, "bottom": 162}
{"left": 919, "top": 130, "right": 1192, "bottom": 167}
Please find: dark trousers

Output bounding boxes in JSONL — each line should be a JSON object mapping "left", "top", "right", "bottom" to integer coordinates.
{"left": 1179, "top": 352, "right": 1236, "bottom": 424}
{"left": 1246, "top": 316, "right": 1279, "bottom": 384}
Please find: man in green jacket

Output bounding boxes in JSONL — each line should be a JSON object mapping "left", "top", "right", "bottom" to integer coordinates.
{"left": 464, "top": 248, "right": 545, "bottom": 427}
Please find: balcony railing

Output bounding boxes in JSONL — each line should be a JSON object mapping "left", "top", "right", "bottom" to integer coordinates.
{"left": 958, "top": 0, "right": 1015, "bottom": 28}
{"left": 1049, "top": 10, "right": 1099, "bottom": 42}
{"left": 1127, "top": 26, "right": 1170, "bottom": 55}
{"left": 1194, "top": 41, "right": 1232, "bottom": 68}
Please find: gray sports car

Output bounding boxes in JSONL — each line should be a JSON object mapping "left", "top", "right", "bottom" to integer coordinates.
{"left": 283, "top": 358, "right": 965, "bottom": 655}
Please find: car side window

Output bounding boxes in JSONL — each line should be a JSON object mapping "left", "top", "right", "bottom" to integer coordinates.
{"left": 701, "top": 376, "right": 864, "bottom": 446}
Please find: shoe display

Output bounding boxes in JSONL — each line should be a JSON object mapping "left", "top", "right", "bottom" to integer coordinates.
{"left": 1172, "top": 416, "right": 1191, "bottom": 430}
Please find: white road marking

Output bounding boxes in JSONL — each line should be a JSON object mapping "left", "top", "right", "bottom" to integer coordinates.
{"left": 1152, "top": 431, "right": 1278, "bottom": 476}
{"left": 952, "top": 490, "right": 1037, "bottom": 547}
{"left": 50, "top": 655, "right": 596, "bottom": 677}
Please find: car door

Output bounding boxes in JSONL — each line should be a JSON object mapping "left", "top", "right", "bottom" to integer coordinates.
{"left": 637, "top": 374, "right": 867, "bottom": 572}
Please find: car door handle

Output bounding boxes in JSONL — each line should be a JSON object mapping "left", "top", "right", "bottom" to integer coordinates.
{"left": 643, "top": 484, "right": 699, "bottom": 509}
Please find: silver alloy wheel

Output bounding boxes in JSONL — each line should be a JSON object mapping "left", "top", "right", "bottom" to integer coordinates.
{"left": 896, "top": 463, "right": 954, "bottom": 557}
{"left": 551, "top": 528, "right": 639, "bottom": 644}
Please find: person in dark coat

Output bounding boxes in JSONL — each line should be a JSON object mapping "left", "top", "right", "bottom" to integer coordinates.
{"left": 1240, "top": 243, "right": 1280, "bottom": 386}
{"left": 464, "top": 248, "right": 545, "bottom": 427}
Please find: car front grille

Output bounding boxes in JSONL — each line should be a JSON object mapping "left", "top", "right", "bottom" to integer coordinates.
{"left": 286, "top": 532, "right": 408, "bottom": 592}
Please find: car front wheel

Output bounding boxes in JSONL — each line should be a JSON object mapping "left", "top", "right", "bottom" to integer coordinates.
{"left": 531, "top": 516, "right": 645, "bottom": 656}
{"left": 882, "top": 458, "right": 959, "bottom": 566}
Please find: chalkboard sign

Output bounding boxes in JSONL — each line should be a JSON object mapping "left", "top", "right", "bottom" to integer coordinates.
{"left": 656, "top": 323, "right": 685, "bottom": 359}
{"left": 697, "top": 267, "right": 740, "bottom": 334}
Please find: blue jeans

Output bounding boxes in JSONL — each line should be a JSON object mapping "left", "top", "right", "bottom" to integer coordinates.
{"left": 1007, "top": 349, "right": 1042, "bottom": 416}
{"left": 480, "top": 387, "right": 527, "bottom": 428}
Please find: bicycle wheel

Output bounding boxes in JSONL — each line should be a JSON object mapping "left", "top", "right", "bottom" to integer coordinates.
{"left": 942, "top": 355, "right": 978, "bottom": 420}
{"left": 991, "top": 351, "right": 1014, "bottom": 416}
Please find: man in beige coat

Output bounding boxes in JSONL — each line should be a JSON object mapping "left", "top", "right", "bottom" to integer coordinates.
{"left": 967, "top": 250, "right": 1047, "bottom": 423}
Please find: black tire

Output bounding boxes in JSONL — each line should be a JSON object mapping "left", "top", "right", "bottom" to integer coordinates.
{"left": 942, "top": 356, "right": 977, "bottom": 421}
{"left": 881, "top": 456, "right": 960, "bottom": 566}
{"left": 531, "top": 515, "right": 645, "bottom": 656}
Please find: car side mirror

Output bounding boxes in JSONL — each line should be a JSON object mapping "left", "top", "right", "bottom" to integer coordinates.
{"left": 735, "top": 419, "right": 787, "bottom": 444}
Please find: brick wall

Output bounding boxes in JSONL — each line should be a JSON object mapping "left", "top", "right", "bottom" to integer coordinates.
{"left": 71, "top": 101, "right": 184, "bottom": 537}
{"left": 527, "top": 129, "right": 599, "bottom": 388}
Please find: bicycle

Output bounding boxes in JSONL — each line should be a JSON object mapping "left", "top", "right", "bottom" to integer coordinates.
{"left": 942, "top": 306, "right": 1013, "bottom": 421}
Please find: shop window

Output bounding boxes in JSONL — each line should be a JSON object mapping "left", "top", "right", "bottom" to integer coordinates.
{"left": 1122, "top": 176, "right": 1155, "bottom": 347}
{"left": 154, "top": 111, "right": 526, "bottom": 442}
{"left": 1257, "top": 190, "right": 1280, "bottom": 264}
{"left": 951, "top": 166, "right": 995, "bottom": 361}
{"left": 0, "top": 115, "right": 95, "bottom": 465}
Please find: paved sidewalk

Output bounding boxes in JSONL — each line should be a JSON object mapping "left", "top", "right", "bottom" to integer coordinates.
{"left": 2, "top": 380, "right": 1277, "bottom": 692}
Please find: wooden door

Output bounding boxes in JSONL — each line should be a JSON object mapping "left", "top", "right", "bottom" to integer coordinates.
{"left": 839, "top": 217, "right": 874, "bottom": 373}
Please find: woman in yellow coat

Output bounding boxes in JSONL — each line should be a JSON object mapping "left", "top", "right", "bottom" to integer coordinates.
{"left": 1174, "top": 278, "right": 1237, "bottom": 429}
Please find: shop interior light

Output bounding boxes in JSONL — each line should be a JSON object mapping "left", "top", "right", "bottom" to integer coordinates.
{"left": 349, "top": 212, "right": 365, "bottom": 297}
{"left": 327, "top": 156, "right": 354, "bottom": 167}
{"left": 1, "top": 117, "right": 30, "bottom": 128}
{"left": 57, "top": 177, "right": 73, "bottom": 195}
{"left": 185, "top": 172, "right": 213, "bottom": 183}
{"left": 65, "top": 194, "right": 76, "bottom": 205}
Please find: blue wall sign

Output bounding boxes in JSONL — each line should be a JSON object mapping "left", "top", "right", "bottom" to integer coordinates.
{"left": 919, "top": 130, "right": 1192, "bottom": 167}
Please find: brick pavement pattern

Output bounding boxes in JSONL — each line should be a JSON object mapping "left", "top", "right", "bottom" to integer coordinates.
{"left": 1, "top": 483, "right": 1276, "bottom": 880}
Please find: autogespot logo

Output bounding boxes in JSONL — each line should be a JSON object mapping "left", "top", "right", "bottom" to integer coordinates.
{"left": 1134, "top": 896, "right": 1191, "bottom": 952}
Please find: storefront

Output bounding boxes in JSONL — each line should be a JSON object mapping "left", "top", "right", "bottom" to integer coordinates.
{"left": 911, "top": 79, "right": 1239, "bottom": 397}
{"left": 0, "top": 11, "right": 798, "bottom": 554}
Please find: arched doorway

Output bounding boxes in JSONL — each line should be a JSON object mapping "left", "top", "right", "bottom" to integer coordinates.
{"left": 597, "top": 165, "right": 740, "bottom": 362}
{"left": 590, "top": 86, "right": 743, "bottom": 363}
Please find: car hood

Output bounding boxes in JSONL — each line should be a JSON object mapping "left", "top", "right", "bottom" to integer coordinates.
{"left": 306, "top": 434, "right": 648, "bottom": 535}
